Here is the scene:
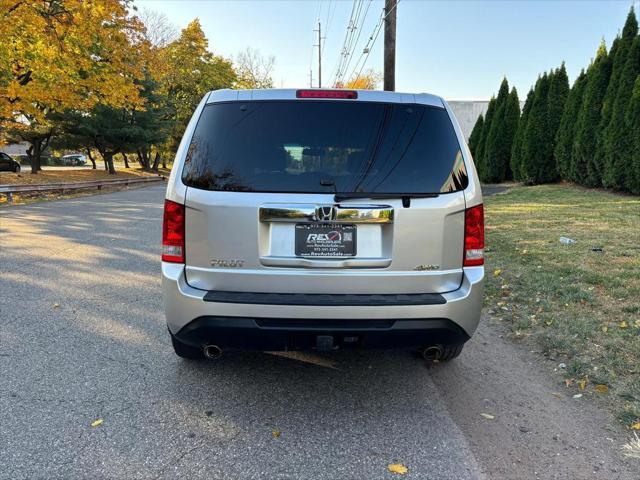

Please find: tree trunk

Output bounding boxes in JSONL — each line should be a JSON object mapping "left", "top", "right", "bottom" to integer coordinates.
{"left": 85, "top": 148, "right": 96, "bottom": 169}
{"left": 104, "top": 152, "right": 116, "bottom": 174}
{"left": 99, "top": 150, "right": 116, "bottom": 174}
{"left": 137, "top": 149, "right": 150, "bottom": 169}
{"left": 27, "top": 143, "right": 42, "bottom": 174}
{"left": 152, "top": 152, "right": 161, "bottom": 171}
{"left": 122, "top": 153, "right": 130, "bottom": 168}
{"left": 26, "top": 132, "right": 52, "bottom": 174}
{"left": 161, "top": 152, "right": 167, "bottom": 170}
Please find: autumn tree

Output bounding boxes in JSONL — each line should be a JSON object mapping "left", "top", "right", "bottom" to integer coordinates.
{"left": 158, "top": 19, "right": 236, "bottom": 153}
{"left": 234, "top": 47, "right": 275, "bottom": 89}
{"left": 339, "top": 69, "right": 383, "bottom": 90}
{"left": 0, "top": 0, "right": 146, "bottom": 173}
{"left": 138, "top": 8, "right": 178, "bottom": 48}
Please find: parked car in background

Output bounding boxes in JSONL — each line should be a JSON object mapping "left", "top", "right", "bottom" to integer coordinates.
{"left": 0, "top": 152, "right": 21, "bottom": 172}
{"left": 62, "top": 154, "right": 87, "bottom": 166}
{"left": 162, "top": 88, "right": 485, "bottom": 362}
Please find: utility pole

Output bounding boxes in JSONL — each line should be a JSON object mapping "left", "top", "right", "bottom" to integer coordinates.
{"left": 314, "top": 21, "right": 323, "bottom": 87}
{"left": 383, "top": 0, "right": 397, "bottom": 91}
{"left": 309, "top": 68, "right": 313, "bottom": 88}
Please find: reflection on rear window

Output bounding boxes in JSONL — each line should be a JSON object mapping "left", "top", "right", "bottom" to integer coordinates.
{"left": 182, "top": 101, "right": 467, "bottom": 194}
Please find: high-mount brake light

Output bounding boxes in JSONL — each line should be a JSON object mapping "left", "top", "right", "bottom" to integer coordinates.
{"left": 296, "top": 89, "right": 358, "bottom": 99}
{"left": 463, "top": 204, "right": 484, "bottom": 267}
{"left": 162, "top": 199, "right": 185, "bottom": 263}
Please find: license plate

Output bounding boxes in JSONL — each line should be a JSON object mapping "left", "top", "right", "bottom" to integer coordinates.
{"left": 295, "top": 223, "right": 357, "bottom": 257}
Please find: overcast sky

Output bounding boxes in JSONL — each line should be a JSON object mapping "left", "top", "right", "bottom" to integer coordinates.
{"left": 136, "top": 0, "right": 637, "bottom": 99}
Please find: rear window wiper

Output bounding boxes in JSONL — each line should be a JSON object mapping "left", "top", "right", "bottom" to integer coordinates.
{"left": 334, "top": 192, "right": 440, "bottom": 202}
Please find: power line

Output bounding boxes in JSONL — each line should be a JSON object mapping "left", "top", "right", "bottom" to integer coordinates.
{"left": 321, "top": 0, "right": 334, "bottom": 56}
{"left": 336, "top": 0, "right": 367, "bottom": 85}
{"left": 350, "top": 0, "right": 399, "bottom": 86}
{"left": 339, "top": 0, "right": 373, "bottom": 85}
{"left": 330, "top": 0, "right": 361, "bottom": 86}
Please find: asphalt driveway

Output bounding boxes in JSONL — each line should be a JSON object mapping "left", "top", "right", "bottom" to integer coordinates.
{"left": 0, "top": 185, "right": 480, "bottom": 479}
{"left": 1, "top": 185, "right": 636, "bottom": 479}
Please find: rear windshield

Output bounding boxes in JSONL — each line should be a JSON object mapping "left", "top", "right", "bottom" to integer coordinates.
{"left": 182, "top": 101, "right": 467, "bottom": 194}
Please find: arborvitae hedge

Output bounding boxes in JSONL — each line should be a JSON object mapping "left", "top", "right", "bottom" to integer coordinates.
{"left": 511, "top": 88, "right": 534, "bottom": 181}
{"left": 571, "top": 40, "right": 612, "bottom": 186}
{"left": 555, "top": 70, "right": 588, "bottom": 178}
{"left": 520, "top": 73, "right": 551, "bottom": 184}
{"left": 468, "top": 113, "right": 484, "bottom": 159}
{"left": 483, "top": 78, "right": 519, "bottom": 182}
{"left": 599, "top": 9, "right": 638, "bottom": 182}
{"left": 628, "top": 77, "right": 640, "bottom": 193}
{"left": 475, "top": 96, "right": 497, "bottom": 175}
{"left": 472, "top": 7, "right": 640, "bottom": 195}
{"left": 546, "top": 64, "right": 570, "bottom": 162}
{"left": 502, "top": 88, "right": 521, "bottom": 180}
{"left": 603, "top": 36, "right": 640, "bottom": 189}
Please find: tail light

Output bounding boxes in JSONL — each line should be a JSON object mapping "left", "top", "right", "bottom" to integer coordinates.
{"left": 464, "top": 204, "right": 484, "bottom": 267}
{"left": 162, "top": 199, "right": 185, "bottom": 263}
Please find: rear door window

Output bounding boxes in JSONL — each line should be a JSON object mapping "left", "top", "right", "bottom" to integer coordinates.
{"left": 182, "top": 101, "right": 467, "bottom": 194}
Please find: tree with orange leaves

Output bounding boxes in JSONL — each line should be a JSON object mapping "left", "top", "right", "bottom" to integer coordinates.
{"left": 0, "top": 0, "right": 147, "bottom": 173}
{"left": 336, "top": 69, "right": 382, "bottom": 90}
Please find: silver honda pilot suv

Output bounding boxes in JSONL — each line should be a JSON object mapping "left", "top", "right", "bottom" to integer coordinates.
{"left": 162, "top": 88, "right": 484, "bottom": 361}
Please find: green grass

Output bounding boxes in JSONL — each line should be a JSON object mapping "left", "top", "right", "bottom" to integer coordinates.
{"left": 484, "top": 184, "right": 640, "bottom": 428}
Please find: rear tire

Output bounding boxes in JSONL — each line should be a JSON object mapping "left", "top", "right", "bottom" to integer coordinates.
{"left": 171, "top": 334, "right": 204, "bottom": 359}
{"left": 14, "top": 165, "right": 20, "bottom": 173}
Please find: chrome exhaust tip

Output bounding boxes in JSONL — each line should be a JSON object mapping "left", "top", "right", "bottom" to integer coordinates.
{"left": 203, "top": 345, "right": 222, "bottom": 360}
{"left": 422, "top": 345, "right": 442, "bottom": 362}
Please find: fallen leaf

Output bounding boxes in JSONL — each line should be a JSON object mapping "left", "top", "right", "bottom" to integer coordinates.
{"left": 631, "top": 421, "right": 640, "bottom": 430}
{"left": 493, "top": 269, "right": 502, "bottom": 277}
{"left": 595, "top": 384, "right": 609, "bottom": 394}
{"left": 601, "top": 325, "right": 608, "bottom": 333}
{"left": 564, "top": 378, "right": 574, "bottom": 388}
{"left": 573, "top": 394, "right": 583, "bottom": 399}
{"left": 388, "top": 463, "right": 408, "bottom": 475}
{"left": 53, "top": 303, "right": 60, "bottom": 309}
{"left": 619, "top": 321, "right": 629, "bottom": 329}
{"left": 551, "top": 392, "right": 563, "bottom": 399}
{"left": 577, "top": 378, "right": 587, "bottom": 390}
{"left": 481, "top": 413, "right": 495, "bottom": 420}
{"left": 271, "top": 428, "right": 281, "bottom": 438}
{"left": 90, "top": 419, "right": 103, "bottom": 427}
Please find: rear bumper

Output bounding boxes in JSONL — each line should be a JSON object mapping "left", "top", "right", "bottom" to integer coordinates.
{"left": 162, "top": 263, "right": 484, "bottom": 349}
{"left": 174, "top": 316, "right": 470, "bottom": 350}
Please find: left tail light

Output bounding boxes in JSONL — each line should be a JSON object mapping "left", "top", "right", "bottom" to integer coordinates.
{"left": 463, "top": 204, "right": 484, "bottom": 267}
{"left": 162, "top": 199, "right": 185, "bottom": 263}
